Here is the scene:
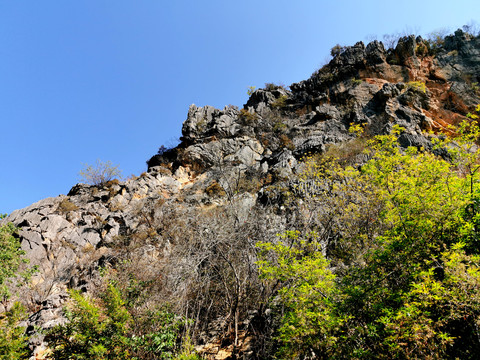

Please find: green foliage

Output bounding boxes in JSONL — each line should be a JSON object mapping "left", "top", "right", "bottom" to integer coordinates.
{"left": 46, "top": 285, "right": 131, "bottom": 360}
{"left": 379, "top": 244, "right": 480, "bottom": 359}
{"left": 406, "top": 80, "right": 427, "bottom": 93}
{"left": 471, "top": 82, "right": 480, "bottom": 95}
{"left": 0, "top": 221, "right": 33, "bottom": 301}
{"left": 171, "top": 334, "right": 201, "bottom": 360}
{"left": 272, "top": 120, "right": 287, "bottom": 133}
{"left": 246, "top": 86, "right": 256, "bottom": 96}
{"left": 0, "top": 302, "right": 30, "bottom": 360}
{"left": 330, "top": 44, "right": 346, "bottom": 57}
{"left": 415, "top": 42, "right": 428, "bottom": 57}
{"left": 130, "top": 307, "right": 185, "bottom": 358}
{"left": 257, "top": 231, "right": 346, "bottom": 359}
{"left": 351, "top": 78, "right": 363, "bottom": 86}
{"left": 466, "top": 104, "right": 480, "bottom": 120}
{"left": 79, "top": 159, "right": 122, "bottom": 186}
{"left": 0, "top": 219, "right": 35, "bottom": 359}
{"left": 264, "top": 82, "right": 285, "bottom": 91}
{"left": 257, "top": 123, "right": 480, "bottom": 359}
{"left": 238, "top": 108, "right": 259, "bottom": 125}
{"left": 271, "top": 94, "right": 288, "bottom": 109}
{"left": 46, "top": 278, "right": 191, "bottom": 360}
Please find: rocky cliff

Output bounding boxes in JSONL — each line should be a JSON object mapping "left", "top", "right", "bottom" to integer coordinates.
{"left": 2, "top": 29, "right": 480, "bottom": 359}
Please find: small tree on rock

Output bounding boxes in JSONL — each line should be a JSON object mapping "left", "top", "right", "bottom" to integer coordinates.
{"left": 79, "top": 159, "right": 122, "bottom": 186}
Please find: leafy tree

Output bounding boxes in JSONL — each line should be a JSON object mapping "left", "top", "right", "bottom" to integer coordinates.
{"left": 78, "top": 159, "right": 122, "bottom": 186}
{"left": 0, "top": 302, "right": 30, "bottom": 360}
{"left": 258, "top": 121, "right": 480, "bottom": 359}
{"left": 0, "top": 216, "right": 35, "bottom": 359}
{"left": 0, "top": 217, "right": 31, "bottom": 301}
{"left": 46, "top": 285, "right": 131, "bottom": 360}
{"left": 257, "top": 231, "right": 345, "bottom": 359}
{"left": 46, "top": 276, "right": 193, "bottom": 360}
{"left": 330, "top": 44, "right": 346, "bottom": 57}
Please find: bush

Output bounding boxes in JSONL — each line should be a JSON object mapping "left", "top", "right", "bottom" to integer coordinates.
{"left": 79, "top": 159, "right": 122, "bottom": 186}
{"left": 271, "top": 94, "right": 288, "bottom": 109}
{"left": 257, "top": 123, "right": 480, "bottom": 358}
{"left": 0, "top": 218, "right": 34, "bottom": 301}
{"left": 238, "top": 108, "right": 258, "bottom": 125}
{"left": 0, "top": 302, "right": 29, "bottom": 360}
{"left": 205, "top": 181, "right": 226, "bottom": 197}
{"left": 351, "top": 78, "right": 363, "bottom": 86}
{"left": 56, "top": 198, "right": 79, "bottom": 214}
{"left": 406, "top": 80, "right": 427, "bottom": 93}
{"left": 330, "top": 44, "right": 346, "bottom": 57}
{"left": 0, "top": 217, "right": 35, "bottom": 359}
{"left": 264, "top": 82, "right": 286, "bottom": 91}
{"left": 46, "top": 279, "right": 191, "bottom": 360}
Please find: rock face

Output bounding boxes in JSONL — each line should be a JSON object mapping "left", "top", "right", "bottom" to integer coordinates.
{"left": 2, "top": 29, "right": 480, "bottom": 359}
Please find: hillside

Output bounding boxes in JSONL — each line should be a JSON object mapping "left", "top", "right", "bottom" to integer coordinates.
{"left": 2, "top": 29, "right": 480, "bottom": 359}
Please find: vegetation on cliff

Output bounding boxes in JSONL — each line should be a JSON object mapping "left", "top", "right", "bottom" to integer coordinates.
{"left": 35, "top": 117, "right": 480, "bottom": 359}
{"left": 0, "top": 217, "right": 34, "bottom": 359}
{"left": 258, "top": 121, "right": 480, "bottom": 358}
{"left": 2, "top": 26, "right": 480, "bottom": 359}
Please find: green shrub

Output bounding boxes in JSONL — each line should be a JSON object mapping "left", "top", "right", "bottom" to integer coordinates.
{"left": 46, "top": 285, "right": 131, "bottom": 360}
{"left": 330, "top": 44, "right": 346, "bottom": 57}
{"left": 272, "top": 120, "right": 287, "bottom": 133}
{"left": 466, "top": 104, "right": 480, "bottom": 120}
{"left": 415, "top": 43, "right": 428, "bottom": 56}
{"left": 0, "top": 218, "right": 35, "bottom": 359}
{"left": 0, "top": 219, "right": 35, "bottom": 301}
{"left": 0, "top": 302, "right": 29, "bottom": 360}
{"left": 258, "top": 123, "right": 480, "bottom": 359}
{"left": 264, "top": 82, "right": 285, "bottom": 91}
{"left": 271, "top": 94, "right": 288, "bottom": 109}
{"left": 46, "top": 280, "right": 189, "bottom": 360}
{"left": 406, "top": 80, "right": 427, "bottom": 93}
{"left": 238, "top": 108, "right": 258, "bottom": 125}
{"left": 351, "top": 78, "right": 363, "bottom": 86}
{"left": 471, "top": 82, "right": 480, "bottom": 94}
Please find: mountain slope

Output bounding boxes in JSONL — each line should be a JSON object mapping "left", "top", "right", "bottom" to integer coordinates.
{"left": 2, "top": 29, "right": 480, "bottom": 359}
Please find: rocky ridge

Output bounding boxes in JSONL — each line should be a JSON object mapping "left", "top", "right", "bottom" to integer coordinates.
{"left": 2, "top": 29, "right": 480, "bottom": 359}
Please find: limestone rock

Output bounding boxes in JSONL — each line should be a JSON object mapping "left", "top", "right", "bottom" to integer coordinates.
{"left": 3, "top": 28, "right": 480, "bottom": 359}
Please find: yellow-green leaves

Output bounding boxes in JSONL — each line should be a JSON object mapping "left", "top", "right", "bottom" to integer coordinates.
{"left": 257, "top": 232, "right": 344, "bottom": 358}
{"left": 0, "top": 302, "right": 29, "bottom": 360}
{"left": 257, "top": 121, "right": 480, "bottom": 359}
{"left": 406, "top": 81, "right": 427, "bottom": 93}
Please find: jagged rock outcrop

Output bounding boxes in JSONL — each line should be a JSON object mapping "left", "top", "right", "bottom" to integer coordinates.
{"left": 2, "top": 29, "right": 480, "bottom": 359}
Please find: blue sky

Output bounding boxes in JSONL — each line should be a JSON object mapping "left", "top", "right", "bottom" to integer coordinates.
{"left": 1, "top": 0, "right": 479, "bottom": 213}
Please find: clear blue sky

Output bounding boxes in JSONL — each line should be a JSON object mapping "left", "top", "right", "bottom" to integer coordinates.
{"left": 1, "top": 0, "right": 479, "bottom": 213}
